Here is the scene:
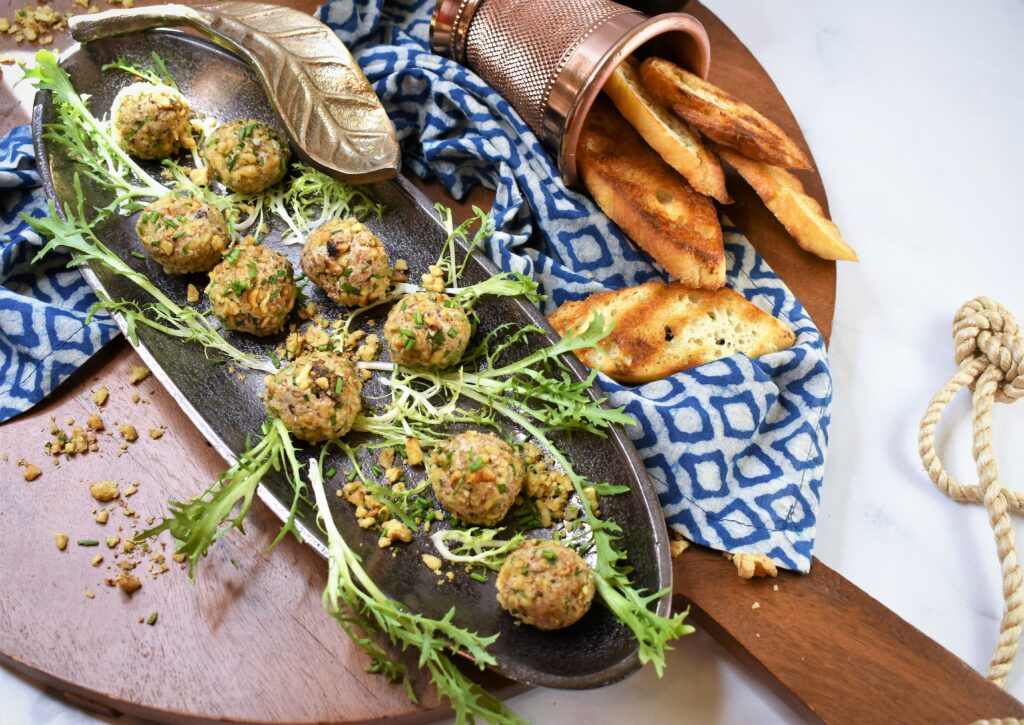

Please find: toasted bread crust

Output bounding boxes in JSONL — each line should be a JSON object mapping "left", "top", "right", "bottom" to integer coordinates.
{"left": 716, "top": 146, "right": 857, "bottom": 262}
{"left": 603, "top": 60, "right": 730, "bottom": 203}
{"left": 548, "top": 281, "right": 796, "bottom": 384}
{"left": 578, "top": 99, "right": 725, "bottom": 290}
{"left": 640, "top": 57, "right": 813, "bottom": 171}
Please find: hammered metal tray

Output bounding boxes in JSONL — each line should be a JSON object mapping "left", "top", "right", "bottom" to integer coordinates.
{"left": 32, "top": 30, "right": 672, "bottom": 689}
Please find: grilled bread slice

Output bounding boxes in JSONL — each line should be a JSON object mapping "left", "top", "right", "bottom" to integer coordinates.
{"left": 603, "top": 59, "right": 730, "bottom": 203}
{"left": 548, "top": 281, "right": 796, "bottom": 384}
{"left": 716, "top": 146, "right": 857, "bottom": 261}
{"left": 640, "top": 57, "right": 813, "bottom": 171}
{"left": 578, "top": 99, "right": 725, "bottom": 289}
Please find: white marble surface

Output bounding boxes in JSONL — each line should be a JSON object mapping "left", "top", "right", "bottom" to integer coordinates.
{"left": 2, "top": 0, "right": 1023, "bottom": 722}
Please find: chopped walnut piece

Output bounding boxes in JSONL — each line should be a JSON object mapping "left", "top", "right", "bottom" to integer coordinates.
{"left": 128, "top": 365, "right": 150, "bottom": 384}
{"left": 421, "top": 554, "right": 442, "bottom": 572}
{"left": 105, "top": 536, "right": 120, "bottom": 549}
{"left": 112, "top": 572, "right": 141, "bottom": 594}
{"left": 89, "top": 480, "right": 119, "bottom": 502}
{"left": 54, "top": 532, "right": 68, "bottom": 551}
{"left": 22, "top": 464, "right": 42, "bottom": 481}
{"left": 94, "top": 510, "right": 109, "bottom": 525}
{"left": 87, "top": 414, "right": 104, "bottom": 431}
{"left": 91, "top": 554, "right": 103, "bottom": 567}
{"left": 119, "top": 424, "right": 138, "bottom": 442}
{"left": 148, "top": 428, "right": 164, "bottom": 440}
{"left": 669, "top": 538, "right": 689, "bottom": 558}
{"left": 378, "top": 520, "right": 413, "bottom": 548}
{"left": 405, "top": 437, "right": 424, "bottom": 466}
{"left": 733, "top": 552, "right": 778, "bottom": 579}
{"left": 91, "top": 387, "right": 109, "bottom": 406}
{"left": 186, "top": 283, "right": 200, "bottom": 303}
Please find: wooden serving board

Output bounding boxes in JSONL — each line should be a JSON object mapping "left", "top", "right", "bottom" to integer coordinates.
{"left": 0, "top": 1, "right": 1018, "bottom": 722}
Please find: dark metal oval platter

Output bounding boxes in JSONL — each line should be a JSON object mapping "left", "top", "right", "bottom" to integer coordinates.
{"left": 32, "top": 29, "right": 673, "bottom": 689}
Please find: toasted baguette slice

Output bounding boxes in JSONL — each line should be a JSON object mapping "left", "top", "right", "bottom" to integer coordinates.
{"left": 716, "top": 146, "right": 857, "bottom": 261}
{"left": 603, "top": 59, "right": 730, "bottom": 203}
{"left": 548, "top": 281, "right": 796, "bottom": 384}
{"left": 640, "top": 57, "right": 813, "bottom": 171}
{"left": 578, "top": 99, "right": 725, "bottom": 289}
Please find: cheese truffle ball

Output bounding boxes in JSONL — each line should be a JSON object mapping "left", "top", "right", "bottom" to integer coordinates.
{"left": 496, "top": 539, "right": 596, "bottom": 630}
{"left": 135, "top": 195, "right": 229, "bottom": 274}
{"left": 300, "top": 219, "right": 391, "bottom": 307}
{"left": 426, "top": 431, "right": 523, "bottom": 525}
{"left": 204, "top": 119, "right": 290, "bottom": 194}
{"left": 383, "top": 291, "right": 472, "bottom": 368}
{"left": 206, "top": 243, "right": 296, "bottom": 336}
{"left": 264, "top": 351, "right": 362, "bottom": 442}
{"left": 111, "top": 82, "right": 192, "bottom": 160}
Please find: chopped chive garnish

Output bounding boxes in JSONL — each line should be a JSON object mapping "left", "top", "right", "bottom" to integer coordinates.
{"left": 325, "top": 468, "right": 337, "bottom": 479}
{"left": 412, "top": 311, "right": 424, "bottom": 326}
{"left": 447, "top": 327, "right": 459, "bottom": 338}
{"left": 146, "top": 611, "right": 159, "bottom": 625}
{"left": 339, "top": 282, "right": 360, "bottom": 295}
{"left": 334, "top": 377, "right": 344, "bottom": 394}
{"left": 470, "top": 571, "right": 488, "bottom": 584}
{"left": 130, "top": 251, "right": 146, "bottom": 260}
{"left": 77, "top": 539, "right": 99, "bottom": 547}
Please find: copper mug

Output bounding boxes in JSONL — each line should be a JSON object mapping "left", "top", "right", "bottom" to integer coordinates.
{"left": 430, "top": 0, "right": 710, "bottom": 187}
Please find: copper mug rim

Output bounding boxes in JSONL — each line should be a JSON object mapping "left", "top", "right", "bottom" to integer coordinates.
{"left": 558, "top": 11, "right": 710, "bottom": 186}
{"left": 430, "top": 1, "right": 711, "bottom": 188}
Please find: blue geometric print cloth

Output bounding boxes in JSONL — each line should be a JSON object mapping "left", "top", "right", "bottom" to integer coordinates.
{"left": 0, "top": 0, "right": 831, "bottom": 571}
{"left": 0, "top": 125, "right": 118, "bottom": 422}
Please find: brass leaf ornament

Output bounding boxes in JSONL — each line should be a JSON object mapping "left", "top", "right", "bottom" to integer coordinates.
{"left": 69, "top": 2, "right": 401, "bottom": 183}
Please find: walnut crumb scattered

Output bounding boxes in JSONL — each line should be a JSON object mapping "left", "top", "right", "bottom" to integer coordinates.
{"left": 186, "top": 283, "right": 200, "bottom": 303}
{"left": 773, "top": 584, "right": 780, "bottom": 592}
{"left": 669, "top": 537, "right": 689, "bottom": 558}
{"left": 378, "top": 520, "right": 413, "bottom": 547}
{"left": 94, "top": 510, "right": 109, "bottom": 524}
{"left": 405, "top": 437, "right": 424, "bottom": 466}
{"left": 119, "top": 424, "right": 138, "bottom": 442}
{"left": 131, "top": 392, "right": 141, "bottom": 404}
{"left": 89, "top": 480, "right": 119, "bottom": 502}
{"left": 128, "top": 365, "right": 150, "bottom": 384}
{"left": 85, "top": 590, "right": 95, "bottom": 599}
{"left": 733, "top": 552, "right": 778, "bottom": 579}
{"left": 54, "top": 532, "right": 68, "bottom": 551}
{"left": 91, "top": 387, "right": 109, "bottom": 406}
{"left": 23, "top": 464, "right": 42, "bottom": 481}
{"left": 124, "top": 482, "right": 138, "bottom": 496}
{"left": 111, "top": 572, "right": 141, "bottom": 594}
{"left": 91, "top": 554, "right": 103, "bottom": 567}
{"left": 421, "top": 554, "right": 442, "bottom": 572}
{"left": 751, "top": 601, "right": 761, "bottom": 610}
{"left": 148, "top": 428, "right": 164, "bottom": 440}
{"left": 105, "top": 536, "right": 120, "bottom": 549}
{"left": 87, "top": 414, "right": 104, "bottom": 431}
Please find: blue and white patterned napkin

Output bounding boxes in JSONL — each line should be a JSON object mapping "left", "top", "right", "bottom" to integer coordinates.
{"left": 0, "top": 0, "right": 831, "bottom": 571}
{"left": 0, "top": 125, "right": 118, "bottom": 421}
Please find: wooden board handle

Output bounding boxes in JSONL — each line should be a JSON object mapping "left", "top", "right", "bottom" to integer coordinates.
{"left": 673, "top": 546, "right": 1024, "bottom": 722}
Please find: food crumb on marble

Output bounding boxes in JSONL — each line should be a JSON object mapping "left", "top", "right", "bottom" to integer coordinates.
{"left": 128, "top": 365, "right": 151, "bottom": 385}
{"left": 54, "top": 532, "right": 68, "bottom": 551}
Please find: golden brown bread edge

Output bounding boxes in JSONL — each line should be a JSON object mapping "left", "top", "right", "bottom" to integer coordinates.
{"left": 639, "top": 56, "right": 813, "bottom": 171}
{"left": 578, "top": 98, "right": 725, "bottom": 290}
{"left": 602, "top": 59, "right": 731, "bottom": 204}
{"left": 715, "top": 145, "right": 858, "bottom": 262}
{"left": 548, "top": 280, "right": 797, "bottom": 384}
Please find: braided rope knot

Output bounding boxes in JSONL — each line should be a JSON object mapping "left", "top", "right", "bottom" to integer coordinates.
{"left": 919, "top": 297, "right": 1023, "bottom": 689}
{"left": 953, "top": 297, "right": 1024, "bottom": 403}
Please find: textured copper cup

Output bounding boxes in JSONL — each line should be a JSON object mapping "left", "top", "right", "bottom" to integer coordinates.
{"left": 431, "top": 0, "right": 710, "bottom": 186}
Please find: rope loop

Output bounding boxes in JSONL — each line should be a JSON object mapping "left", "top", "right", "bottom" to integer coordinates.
{"left": 919, "top": 297, "right": 1023, "bottom": 689}
{"left": 953, "top": 297, "right": 1024, "bottom": 403}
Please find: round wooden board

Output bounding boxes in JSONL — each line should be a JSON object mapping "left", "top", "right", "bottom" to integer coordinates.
{"left": 0, "top": 2, "right": 841, "bottom": 722}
